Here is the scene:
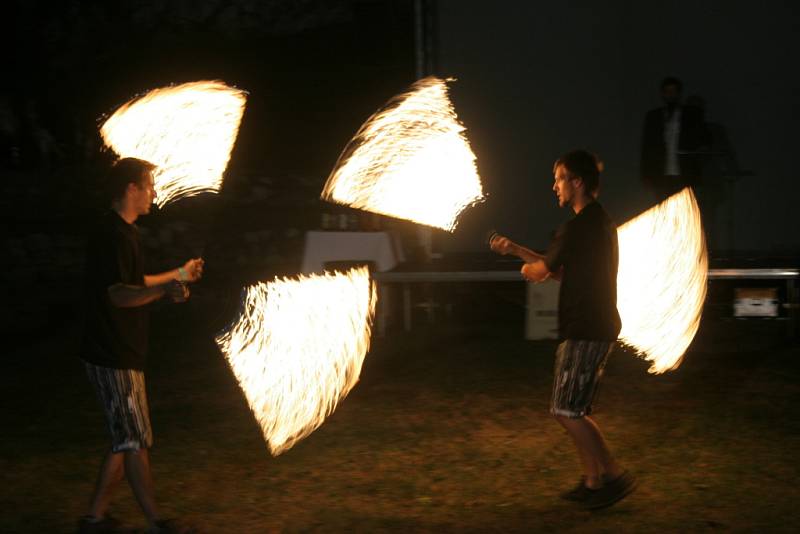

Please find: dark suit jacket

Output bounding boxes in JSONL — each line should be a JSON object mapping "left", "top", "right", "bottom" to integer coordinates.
{"left": 640, "top": 105, "right": 708, "bottom": 183}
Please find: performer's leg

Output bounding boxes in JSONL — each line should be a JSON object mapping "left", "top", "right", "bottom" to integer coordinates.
{"left": 555, "top": 414, "right": 601, "bottom": 487}
{"left": 125, "top": 448, "right": 161, "bottom": 528}
{"left": 87, "top": 450, "right": 125, "bottom": 518}
{"left": 557, "top": 415, "right": 622, "bottom": 487}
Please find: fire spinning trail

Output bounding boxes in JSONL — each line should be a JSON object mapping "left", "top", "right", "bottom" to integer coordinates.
{"left": 617, "top": 187, "right": 708, "bottom": 373}
{"left": 100, "top": 80, "right": 247, "bottom": 207}
{"left": 215, "top": 267, "right": 377, "bottom": 455}
{"left": 321, "top": 76, "right": 485, "bottom": 231}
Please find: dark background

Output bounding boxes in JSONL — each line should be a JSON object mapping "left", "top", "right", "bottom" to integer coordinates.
{"left": 1, "top": 0, "right": 419, "bottom": 337}
{"left": 436, "top": 0, "right": 800, "bottom": 256}
{"left": 4, "top": 1, "right": 799, "bottom": 255}
{"left": 3, "top": 0, "right": 416, "bottom": 179}
{"left": 2, "top": 0, "right": 799, "bottom": 338}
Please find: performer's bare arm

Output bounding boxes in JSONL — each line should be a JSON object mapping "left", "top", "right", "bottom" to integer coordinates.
{"left": 108, "top": 283, "right": 167, "bottom": 307}
{"left": 109, "top": 280, "right": 191, "bottom": 308}
{"left": 489, "top": 235, "right": 552, "bottom": 282}
{"left": 489, "top": 235, "right": 543, "bottom": 263}
{"left": 144, "top": 258, "right": 204, "bottom": 287}
{"left": 490, "top": 234, "right": 558, "bottom": 282}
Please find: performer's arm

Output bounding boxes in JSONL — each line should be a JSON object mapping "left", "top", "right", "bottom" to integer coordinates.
{"left": 489, "top": 235, "right": 544, "bottom": 264}
{"left": 144, "top": 258, "right": 204, "bottom": 287}
{"left": 489, "top": 235, "right": 564, "bottom": 283}
{"left": 108, "top": 283, "right": 166, "bottom": 307}
{"left": 491, "top": 234, "right": 559, "bottom": 283}
{"left": 109, "top": 280, "right": 189, "bottom": 308}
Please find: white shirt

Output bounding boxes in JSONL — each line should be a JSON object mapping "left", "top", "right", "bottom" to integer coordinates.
{"left": 663, "top": 108, "right": 682, "bottom": 176}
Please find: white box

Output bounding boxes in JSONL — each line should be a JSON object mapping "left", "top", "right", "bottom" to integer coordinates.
{"left": 525, "top": 279, "right": 559, "bottom": 339}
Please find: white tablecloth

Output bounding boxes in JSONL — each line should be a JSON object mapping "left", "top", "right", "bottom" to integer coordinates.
{"left": 301, "top": 231, "right": 404, "bottom": 274}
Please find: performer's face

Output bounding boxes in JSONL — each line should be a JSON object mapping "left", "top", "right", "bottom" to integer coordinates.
{"left": 553, "top": 165, "right": 578, "bottom": 208}
{"left": 132, "top": 172, "right": 157, "bottom": 215}
{"left": 662, "top": 84, "right": 681, "bottom": 106}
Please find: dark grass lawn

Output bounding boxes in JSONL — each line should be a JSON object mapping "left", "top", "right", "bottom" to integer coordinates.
{"left": 3, "top": 288, "right": 800, "bottom": 533}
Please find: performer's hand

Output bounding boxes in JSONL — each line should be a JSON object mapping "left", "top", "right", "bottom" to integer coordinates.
{"left": 521, "top": 263, "right": 550, "bottom": 283}
{"left": 520, "top": 263, "right": 533, "bottom": 281}
{"left": 180, "top": 258, "right": 204, "bottom": 282}
{"left": 489, "top": 234, "right": 514, "bottom": 255}
{"left": 167, "top": 280, "right": 190, "bottom": 303}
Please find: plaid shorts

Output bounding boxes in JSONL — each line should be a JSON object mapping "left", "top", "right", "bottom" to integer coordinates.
{"left": 550, "top": 340, "right": 615, "bottom": 418}
{"left": 84, "top": 361, "right": 153, "bottom": 452}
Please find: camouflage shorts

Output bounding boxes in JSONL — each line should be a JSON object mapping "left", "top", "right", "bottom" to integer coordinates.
{"left": 84, "top": 361, "right": 153, "bottom": 452}
{"left": 550, "top": 339, "right": 615, "bottom": 418}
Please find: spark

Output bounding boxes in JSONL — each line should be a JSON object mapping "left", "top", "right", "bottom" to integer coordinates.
{"left": 321, "top": 76, "right": 485, "bottom": 231}
{"left": 617, "top": 187, "right": 708, "bottom": 373}
{"left": 100, "top": 80, "right": 247, "bottom": 207}
{"left": 215, "top": 267, "right": 377, "bottom": 455}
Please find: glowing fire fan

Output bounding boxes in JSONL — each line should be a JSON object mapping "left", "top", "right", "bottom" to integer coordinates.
{"left": 100, "top": 80, "right": 247, "bottom": 207}
{"left": 321, "top": 76, "right": 485, "bottom": 231}
{"left": 617, "top": 187, "right": 708, "bottom": 374}
{"left": 215, "top": 267, "right": 377, "bottom": 456}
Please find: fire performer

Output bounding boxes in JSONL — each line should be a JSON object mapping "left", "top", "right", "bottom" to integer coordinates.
{"left": 489, "top": 150, "right": 635, "bottom": 509}
{"left": 79, "top": 158, "right": 203, "bottom": 533}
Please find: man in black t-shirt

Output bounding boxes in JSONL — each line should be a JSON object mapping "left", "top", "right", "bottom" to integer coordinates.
{"left": 80, "top": 158, "right": 203, "bottom": 534}
{"left": 490, "top": 150, "right": 635, "bottom": 510}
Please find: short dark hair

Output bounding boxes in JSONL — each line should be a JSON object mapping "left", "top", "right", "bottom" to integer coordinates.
{"left": 660, "top": 76, "right": 683, "bottom": 92}
{"left": 553, "top": 150, "right": 603, "bottom": 195}
{"left": 107, "top": 157, "right": 156, "bottom": 202}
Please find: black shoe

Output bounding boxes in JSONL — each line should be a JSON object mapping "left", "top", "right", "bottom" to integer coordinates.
{"left": 77, "top": 514, "right": 123, "bottom": 534}
{"left": 560, "top": 476, "right": 593, "bottom": 502}
{"left": 583, "top": 471, "right": 637, "bottom": 510}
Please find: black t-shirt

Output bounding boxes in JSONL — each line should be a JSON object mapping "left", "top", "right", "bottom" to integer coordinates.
{"left": 82, "top": 210, "right": 149, "bottom": 370}
{"left": 544, "top": 201, "right": 622, "bottom": 341}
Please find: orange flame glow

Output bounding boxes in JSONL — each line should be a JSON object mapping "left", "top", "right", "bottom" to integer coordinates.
{"left": 617, "top": 188, "right": 708, "bottom": 373}
{"left": 215, "top": 267, "right": 377, "bottom": 455}
{"left": 100, "top": 80, "right": 246, "bottom": 207}
{"left": 321, "top": 77, "right": 485, "bottom": 231}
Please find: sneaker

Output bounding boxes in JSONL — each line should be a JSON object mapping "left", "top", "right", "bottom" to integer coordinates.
{"left": 77, "top": 514, "right": 123, "bottom": 533}
{"left": 583, "top": 471, "right": 637, "bottom": 510}
{"left": 559, "top": 476, "right": 594, "bottom": 502}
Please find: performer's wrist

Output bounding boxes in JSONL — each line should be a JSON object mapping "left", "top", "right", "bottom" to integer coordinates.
{"left": 178, "top": 267, "right": 188, "bottom": 282}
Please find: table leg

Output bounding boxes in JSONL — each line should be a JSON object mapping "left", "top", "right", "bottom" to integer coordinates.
{"left": 377, "top": 283, "right": 387, "bottom": 337}
{"left": 788, "top": 278, "right": 798, "bottom": 338}
{"left": 403, "top": 283, "right": 412, "bottom": 331}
